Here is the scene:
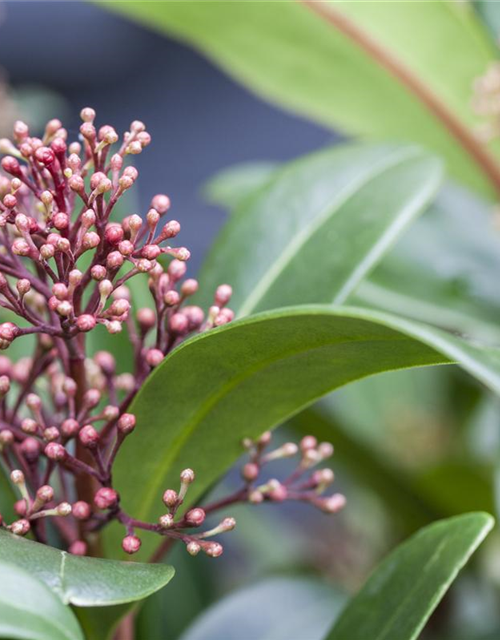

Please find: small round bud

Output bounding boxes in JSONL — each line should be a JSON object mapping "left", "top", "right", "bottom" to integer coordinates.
{"left": 181, "top": 279, "right": 199, "bottom": 297}
{"left": 137, "top": 308, "right": 156, "bottom": 330}
{"left": 185, "top": 508, "right": 205, "bottom": 526}
{"left": 76, "top": 314, "right": 96, "bottom": 332}
{"left": 94, "top": 351, "right": 115, "bottom": 375}
{"left": 94, "top": 487, "right": 118, "bottom": 510}
{"left": 14, "top": 500, "right": 27, "bottom": 516}
{"left": 79, "top": 425, "right": 99, "bottom": 449}
{"left": 56, "top": 502, "right": 72, "bottom": 516}
{"left": 122, "top": 535, "right": 141, "bottom": 555}
{"left": 0, "top": 375, "right": 10, "bottom": 396}
{"left": 204, "top": 542, "right": 223, "bottom": 558}
{"left": 186, "top": 541, "right": 201, "bottom": 556}
{"left": 21, "top": 418, "right": 37, "bottom": 434}
{"left": 36, "top": 485, "right": 54, "bottom": 503}
{"left": 117, "top": 413, "right": 136, "bottom": 435}
{"left": 43, "top": 427, "right": 60, "bottom": 442}
{"left": 21, "top": 437, "right": 41, "bottom": 462}
{"left": 0, "top": 429, "right": 14, "bottom": 446}
{"left": 319, "top": 493, "right": 346, "bottom": 514}
{"left": 162, "top": 489, "right": 178, "bottom": 508}
{"left": 180, "top": 469, "right": 195, "bottom": 484}
{"left": 318, "top": 442, "right": 334, "bottom": 459}
{"left": 16, "top": 279, "right": 31, "bottom": 296}
{"left": 215, "top": 284, "right": 232, "bottom": 306}
{"left": 300, "top": 436, "right": 317, "bottom": 452}
{"left": 164, "top": 290, "right": 181, "bottom": 306}
{"left": 91, "top": 265, "right": 107, "bottom": 281}
{"left": 145, "top": 348, "right": 164, "bottom": 367}
{"left": 169, "top": 313, "right": 188, "bottom": 335}
{"left": 80, "top": 107, "right": 96, "bottom": 123}
{"left": 44, "top": 442, "right": 67, "bottom": 461}
{"left": 159, "top": 513, "right": 174, "bottom": 529}
{"left": 72, "top": 501, "right": 91, "bottom": 520}
{"left": 11, "top": 519, "right": 30, "bottom": 536}
{"left": 10, "top": 470, "right": 24, "bottom": 485}
{"left": 151, "top": 194, "right": 170, "bottom": 213}
{"left": 69, "top": 541, "right": 87, "bottom": 556}
{"left": 242, "top": 462, "right": 259, "bottom": 482}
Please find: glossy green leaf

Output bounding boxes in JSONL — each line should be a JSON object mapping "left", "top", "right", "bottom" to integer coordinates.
{"left": 112, "top": 305, "right": 500, "bottom": 559}
{"left": 197, "top": 143, "right": 442, "bottom": 316}
{"left": 0, "top": 560, "right": 83, "bottom": 640}
{"left": 101, "top": 0, "right": 499, "bottom": 196}
{"left": 179, "top": 577, "right": 345, "bottom": 640}
{"left": 327, "top": 512, "right": 494, "bottom": 640}
{"left": 0, "top": 530, "right": 174, "bottom": 607}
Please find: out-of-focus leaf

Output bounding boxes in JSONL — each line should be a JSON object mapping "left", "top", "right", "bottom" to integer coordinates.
{"left": 353, "top": 183, "right": 500, "bottom": 344}
{"left": 327, "top": 512, "right": 494, "bottom": 640}
{"left": 0, "top": 560, "right": 83, "bottom": 640}
{"left": 203, "top": 161, "right": 278, "bottom": 210}
{"left": 197, "top": 143, "right": 442, "bottom": 315}
{"left": 0, "top": 530, "right": 174, "bottom": 607}
{"left": 101, "top": 0, "right": 499, "bottom": 196}
{"left": 179, "top": 577, "right": 345, "bottom": 640}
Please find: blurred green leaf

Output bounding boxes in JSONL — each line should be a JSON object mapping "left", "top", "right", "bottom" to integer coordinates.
{"left": 0, "top": 530, "right": 174, "bottom": 607}
{"left": 112, "top": 304, "right": 500, "bottom": 559}
{"left": 197, "top": 143, "right": 442, "bottom": 315}
{"left": 179, "top": 577, "right": 345, "bottom": 640}
{"left": 327, "top": 512, "right": 494, "bottom": 640}
{"left": 102, "top": 0, "right": 499, "bottom": 196}
{"left": 0, "top": 560, "right": 83, "bottom": 640}
{"left": 203, "top": 161, "right": 278, "bottom": 211}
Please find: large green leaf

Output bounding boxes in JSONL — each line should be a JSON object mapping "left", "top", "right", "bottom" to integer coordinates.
{"left": 111, "top": 305, "right": 500, "bottom": 558}
{"left": 196, "top": 143, "right": 442, "bottom": 315}
{"left": 101, "top": 0, "right": 500, "bottom": 196}
{"left": 0, "top": 530, "right": 174, "bottom": 607}
{"left": 0, "top": 560, "right": 83, "bottom": 640}
{"left": 179, "top": 577, "right": 345, "bottom": 640}
{"left": 327, "top": 512, "right": 494, "bottom": 640}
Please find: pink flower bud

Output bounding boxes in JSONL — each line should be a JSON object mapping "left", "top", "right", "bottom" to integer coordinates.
{"left": 69, "top": 175, "right": 85, "bottom": 193}
{"left": 79, "top": 425, "right": 99, "bottom": 449}
{"left": 11, "top": 519, "right": 30, "bottom": 536}
{"left": 180, "top": 469, "right": 195, "bottom": 484}
{"left": 318, "top": 493, "right": 346, "bottom": 514}
{"left": 105, "top": 224, "right": 124, "bottom": 245}
{"left": 44, "top": 442, "right": 67, "bottom": 461}
{"left": 14, "top": 500, "right": 27, "bottom": 516}
{"left": 80, "top": 107, "right": 96, "bottom": 123}
{"left": 300, "top": 436, "right": 317, "bottom": 452}
{"left": 82, "top": 232, "right": 100, "bottom": 250}
{"left": 37, "top": 485, "right": 54, "bottom": 503}
{"left": 186, "top": 541, "right": 201, "bottom": 556}
{"left": 56, "top": 502, "right": 72, "bottom": 516}
{"left": 94, "top": 487, "right": 119, "bottom": 510}
{"left": 164, "top": 290, "right": 181, "bottom": 306}
{"left": 94, "top": 351, "right": 115, "bottom": 375}
{"left": 91, "top": 265, "right": 107, "bottom": 281}
{"left": 16, "top": 279, "right": 31, "bottom": 296}
{"left": 162, "top": 489, "right": 178, "bottom": 508}
{"left": 118, "top": 240, "right": 134, "bottom": 256}
{"left": 76, "top": 314, "right": 96, "bottom": 332}
{"left": 80, "top": 122, "right": 96, "bottom": 141}
{"left": 35, "top": 146, "right": 55, "bottom": 166}
{"left": 122, "top": 535, "right": 141, "bottom": 554}
{"left": 117, "top": 413, "right": 136, "bottom": 435}
{"left": 3, "top": 194, "right": 17, "bottom": 209}
{"left": 215, "top": 284, "right": 232, "bottom": 306}
{"left": 181, "top": 279, "right": 199, "bottom": 297}
{"left": 53, "top": 213, "right": 69, "bottom": 230}
{"left": 10, "top": 470, "right": 25, "bottom": 485}
{"left": 242, "top": 462, "right": 259, "bottom": 482}
{"left": 52, "top": 283, "right": 68, "bottom": 300}
{"left": 72, "top": 501, "right": 91, "bottom": 520}
{"left": 61, "top": 418, "right": 80, "bottom": 438}
{"left": 1, "top": 156, "right": 22, "bottom": 176}
{"left": 151, "top": 194, "right": 171, "bottom": 213}
{"left": 21, "top": 418, "right": 37, "bottom": 434}
{"left": 22, "top": 437, "right": 40, "bottom": 463}
{"left": 169, "top": 313, "right": 188, "bottom": 335}
{"left": 204, "top": 542, "right": 223, "bottom": 558}
{"left": 0, "top": 376, "right": 10, "bottom": 396}
{"left": 146, "top": 348, "right": 164, "bottom": 367}
{"left": 43, "top": 427, "right": 60, "bottom": 442}
{"left": 159, "top": 513, "right": 174, "bottom": 529}
{"left": 137, "top": 308, "right": 156, "bottom": 330}
{"left": 142, "top": 244, "right": 161, "bottom": 260}
{"left": 0, "top": 429, "right": 13, "bottom": 446}
{"left": 185, "top": 508, "right": 205, "bottom": 526}
{"left": 167, "top": 259, "right": 186, "bottom": 281}
{"left": 69, "top": 540, "right": 87, "bottom": 556}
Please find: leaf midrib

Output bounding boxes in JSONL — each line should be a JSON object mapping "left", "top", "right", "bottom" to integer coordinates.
{"left": 238, "top": 145, "right": 426, "bottom": 316}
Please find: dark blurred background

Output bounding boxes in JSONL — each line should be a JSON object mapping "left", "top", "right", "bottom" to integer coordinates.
{"left": 0, "top": 1, "right": 339, "bottom": 271}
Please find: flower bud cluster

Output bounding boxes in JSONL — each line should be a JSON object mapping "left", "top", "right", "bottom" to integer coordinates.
{"left": 0, "top": 110, "right": 235, "bottom": 555}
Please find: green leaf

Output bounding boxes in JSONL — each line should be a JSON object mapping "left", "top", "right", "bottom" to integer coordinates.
{"left": 0, "top": 530, "right": 174, "bottom": 607}
{"left": 111, "top": 305, "right": 500, "bottom": 558}
{"left": 196, "top": 143, "right": 442, "bottom": 316}
{"left": 101, "top": 0, "right": 499, "bottom": 196}
{"left": 326, "top": 512, "right": 494, "bottom": 640}
{"left": 0, "top": 560, "right": 83, "bottom": 640}
{"left": 353, "top": 183, "right": 500, "bottom": 344}
{"left": 203, "top": 161, "right": 278, "bottom": 211}
{"left": 179, "top": 577, "right": 345, "bottom": 640}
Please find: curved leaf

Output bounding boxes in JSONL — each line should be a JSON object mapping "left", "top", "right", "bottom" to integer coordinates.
{"left": 112, "top": 305, "right": 500, "bottom": 557}
{"left": 0, "top": 530, "right": 174, "bottom": 607}
{"left": 203, "top": 161, "right": 278, "bottom": 211}
{"left": 196, "top": 143, "right": 442, "bottom": 315}
{"left": 327, "top": 512, "right": 494, "bottom": 640}
{"left": 102, "top": 0, "right": 499, "bottom": 196}
{"left": 179, "top": 577, "right": 345, "bottom": 640}
{"left": 0, "top": 560, "right": 83, "bottom": 640}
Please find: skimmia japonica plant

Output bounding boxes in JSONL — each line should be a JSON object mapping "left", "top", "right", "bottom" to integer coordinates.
{"left": 0, "top": 109, "right": 345, "bottom": 561}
